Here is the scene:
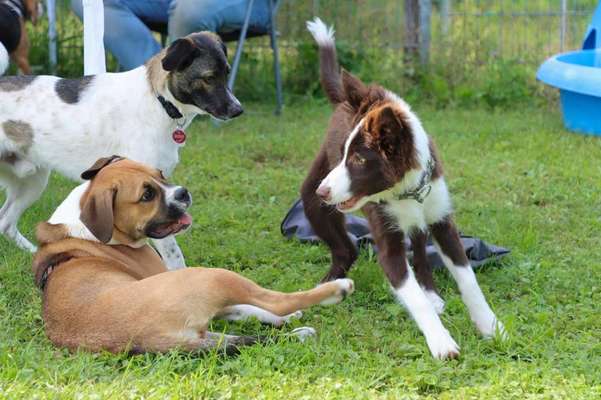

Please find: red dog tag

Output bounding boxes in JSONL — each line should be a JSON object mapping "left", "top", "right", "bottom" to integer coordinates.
{"left": 172, "top": 129, "right": 186, "bottom": 144}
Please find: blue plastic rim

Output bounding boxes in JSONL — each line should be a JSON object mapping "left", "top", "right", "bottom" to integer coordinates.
{"left": 536, "top": 2, "right": 601, "bottom": 136}
{"left": 537, "top": 49, "right": 601, "bottom": 136}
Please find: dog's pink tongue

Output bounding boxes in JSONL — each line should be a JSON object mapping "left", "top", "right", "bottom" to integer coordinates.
{"left": 178, "top": 213, "right": 193, "bottom": 226}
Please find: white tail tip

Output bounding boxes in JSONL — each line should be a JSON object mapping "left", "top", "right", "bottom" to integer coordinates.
{"left": 0, "top": 43, "right": 9, "bottom": 76}
{"left": 306, "top": 17, "right": 335, "bottom": 46}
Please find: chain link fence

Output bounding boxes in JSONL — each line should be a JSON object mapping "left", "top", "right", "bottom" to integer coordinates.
{"left": 26, "top": 1, "right": 601, "bottom": 105}
{"left": 273, "top": 0, "right": 597, "bottom": 69}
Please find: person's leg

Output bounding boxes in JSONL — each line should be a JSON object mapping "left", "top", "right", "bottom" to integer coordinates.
{"left": 168, "top": 0, "right": 271, "bottom": 39}
{"left": 71, "top": 0, "right": 165, "bottom": 70}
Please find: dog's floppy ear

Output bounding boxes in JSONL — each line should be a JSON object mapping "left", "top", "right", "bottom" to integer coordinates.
{"left": 80, "top": 186, "right": 116, "bottom": 243}
{"left": 342, "top": 70, "right": 368, "bottom": 109}
{"left": 81, "top": 155, "right": 123, "bottom": 180}
{"left": 368, "top": 105, "right": 409, "bottom": 158}
{"left": 162, "top": 38, "right": 200, "bottom": 72}
{"left": 218, "top": 37, "right": 227, "bottom": 58}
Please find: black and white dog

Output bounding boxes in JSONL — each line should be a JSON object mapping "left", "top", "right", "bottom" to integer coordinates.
{"left": 0, "top": 32, "right": 242, "bottom": 268}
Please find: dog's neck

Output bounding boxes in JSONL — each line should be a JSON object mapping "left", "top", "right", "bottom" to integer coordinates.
{"left": 144, "top": 52, "right": 205, "bottom": 123}
{"left": 48, "top": 182, "right": 146, "bottom": 248}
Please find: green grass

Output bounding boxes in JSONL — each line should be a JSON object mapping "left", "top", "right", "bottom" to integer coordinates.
{"left": 1, "top": 100, "right": 601, "bottom": 399}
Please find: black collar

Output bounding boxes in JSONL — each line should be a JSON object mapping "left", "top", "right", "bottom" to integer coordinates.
{"left": 36, "top": 253, "right": 73, "bottom": 290}
{"left": 384, "top": 158, "right": 436, "bottom": 204}
{"left": 157, "top": 95, "right": 183, "bottom": 120}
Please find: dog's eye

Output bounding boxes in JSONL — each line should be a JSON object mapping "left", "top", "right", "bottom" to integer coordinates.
{"left": 140, "top": 187, "right": 155, "bottom": 202}
{"left": 354, "top": 154, "right": 366, "bottom": 165}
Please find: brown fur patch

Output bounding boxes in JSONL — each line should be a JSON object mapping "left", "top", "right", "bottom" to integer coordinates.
{"left": 36, "top": 222, "right": 70, "bottom": 246}
{"left": 0, "top": 152, "right": 18, "bottom": 164}
{"left": 2, "top": 119, "right": 33, "bottom": 148}
{"left": 145, "top": 49, "right": 169, "bottom": 92}
{"left": 428, "top": 138, "right": 444, "bottom": 180}
{"left": 362, "top": 103, "right": 418, "bottom": 179}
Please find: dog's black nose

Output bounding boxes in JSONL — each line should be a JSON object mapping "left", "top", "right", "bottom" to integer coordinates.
{"left": 174, "top": 187, "right": 191, "bottom": 205}
{"left": 228, "top": 103, "right": 243, "bottom": 118}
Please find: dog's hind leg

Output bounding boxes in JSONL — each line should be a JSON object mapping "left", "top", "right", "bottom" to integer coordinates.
{"left": 151, "top": 235, "right": 186, "bottom": 270}
{"left": 301, "top": 151, "right": 358, "bottom": 282}
{"left": 140, "top": 329, "right": 314, "bottom": 354}
{"left": 216, "top": 304, "right": 303, "bottom": 327}
{"left": 0, "top": 167, "right": 49, "bottom": 251}
{"left": 206, "top": 269, "right": 355, "bottom": 316}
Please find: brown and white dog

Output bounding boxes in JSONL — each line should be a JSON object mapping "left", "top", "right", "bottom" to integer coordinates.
{"left": 33, "top": 156, "right": 354, "bottom": 353}
{"left": 301, "top": 18, "right": 505, "bottom": 359}
{"left": 0, "top": 32, "right": 242, "bottom": 270}
{"left": 0, "top": 0, "right": 39, "bottom": 75}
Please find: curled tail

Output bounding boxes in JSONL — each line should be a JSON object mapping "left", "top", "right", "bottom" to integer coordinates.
{"left": 306, "top": 18, "right": 344, "bottom": 105}
{"left": 0, "top": 42, "right": 8, "bottom": 76}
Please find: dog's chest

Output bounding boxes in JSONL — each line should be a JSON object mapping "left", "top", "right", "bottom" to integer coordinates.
{"left": 382, "top": 200, "right": 428, "bottom": 233}
{"left": 380, "top": 178, "right": 453, "bottom": 234}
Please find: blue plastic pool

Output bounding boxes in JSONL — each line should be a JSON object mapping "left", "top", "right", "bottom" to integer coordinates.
{"left": 537, "top": 3, "right": 601, "bottom": 136}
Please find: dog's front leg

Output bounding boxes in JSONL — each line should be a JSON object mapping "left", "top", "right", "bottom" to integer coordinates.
{"left": 365, "top": 206, "right": 459, "bottom": 360}
{"left": 151, "top": 236, "right": 186, "bottom": 269}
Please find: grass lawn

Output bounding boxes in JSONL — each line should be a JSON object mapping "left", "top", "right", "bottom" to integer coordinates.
{"left": 1, "top": 99, "right": 600, "bottom": 399}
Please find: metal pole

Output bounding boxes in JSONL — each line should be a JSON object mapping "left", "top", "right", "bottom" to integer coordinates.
{"left": 419, "top": 0, "right": 432, "bottom": 65}
{"left": 46, "top": 0, "right": 57, "bottom": 74}
{"left": 440, "top": 0, "right": 450, "bottom": 35}
{"left": 403, "top": 0, "right": 419, "bottom": 64}
{"left": 227, "top": 0, "right": 255, "bottom": 90}
{"left": 560, "top": 0, "right": 567, "bottom": 52}
{"left": 83, "top": 0, "right": 106, "bottom": 75}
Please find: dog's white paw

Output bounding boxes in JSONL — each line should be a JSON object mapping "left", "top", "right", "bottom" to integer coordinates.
{"left": 426, "top": 329, "right": 460, "bottom": 360}
{"left": 477, "top": 316, "right": 508, "bottom": 340}
{"left": 291, "top": 326, "right": 316, "bottom": 342}
{"left": 425, "top": 290, "right": 445, "bottom": 315}
{"left": 280, "top": 310, "right": 303, "bottom": 325}
{"left": 319, "top": 278, "right": 355, "bottom": 305}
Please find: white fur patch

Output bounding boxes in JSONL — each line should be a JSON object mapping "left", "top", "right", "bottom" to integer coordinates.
{"left": 219, "top": 305, "right": 302, "bottom": 327}
{"left": 386, "top": 91, "right": 431, "bottom": 171}
{"left": 435, "top": 246, "right": 506, "bottom": 339}
{"left": 318, "top": 120, "right": 363, "bottom": 205}
{"left": 0, "top": 43, "right": 8, "bottom": 76}
{"left": 425, "top": 290, "right": 445, "bottom": 315}
{"left": 48, "top": 182, "right": 97, "bottom": 242}
{"left": 291, "top": 326, "right": 317, "bottom": 342}
{"left": 306, "top": 17, "right": 335, "bottom": 47}
{"left": 392, "top": 268, "right": 460, "bottom": 359}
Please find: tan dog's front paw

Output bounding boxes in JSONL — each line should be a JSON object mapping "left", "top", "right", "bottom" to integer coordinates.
{"left": 319, "top": 278, "right": 355, "bottom": 305}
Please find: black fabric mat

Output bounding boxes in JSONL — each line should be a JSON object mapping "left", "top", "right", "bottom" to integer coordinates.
{"left": 281, "top": 199, "right": 509, "bottom": 268}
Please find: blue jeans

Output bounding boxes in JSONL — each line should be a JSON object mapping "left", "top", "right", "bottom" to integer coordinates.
{"left": 71, "top": 0, "right": 271, "bottom": 71}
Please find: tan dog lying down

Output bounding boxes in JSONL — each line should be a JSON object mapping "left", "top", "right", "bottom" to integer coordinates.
{"left": 32, "top": 157, "right": 354, "bottom": 354}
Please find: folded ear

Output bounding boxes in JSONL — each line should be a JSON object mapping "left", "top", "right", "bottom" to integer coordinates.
{"left": 81, "top": 155, "right": 123, "bottom": 180}
{"left": 342, "top": 70, "right": 368, "bottom": 109}
{"left": 368, "top": 106, "right": 408, "bottom": 158}
{"left": 80, "top": 187, "right": 115, "bottom": 243}
{"left": 162, "top": 38, "right": 200, "bottom": 72}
